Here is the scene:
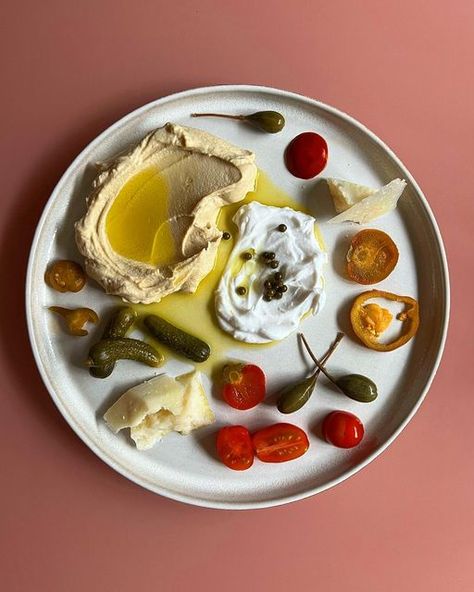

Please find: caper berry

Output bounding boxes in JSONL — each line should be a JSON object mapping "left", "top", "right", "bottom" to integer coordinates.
{"left": 270, "top": 260, "right": 279, "bottom": 269}
{"left": 222, "top": 232, "right": 231, "bottom": 240}
{"left": 241, "top": 252, "right": 253, "bottom": 261}
{"left": 245, "top": 111, "right": 286, "bottom": 133}
{"left": 277, "top": 224, "right": 287, "bottom": 232}
{"left": 236, "top": 286, "right": 247, "bottom": 296}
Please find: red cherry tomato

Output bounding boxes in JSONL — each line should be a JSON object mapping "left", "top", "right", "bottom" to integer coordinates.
{"left": 216, "top": 426, "right": 254, "bottom": 471}
{"left": 322, "top": 411, "right": 364, "bottom": 448}
{"left": 252, "top": 423, "right": 309, "bottom": 463}
{"left": 285, "top": 132, "right": 328, "bottom": 179}
{"left": 222, "top": 363, "right": 266, "bottom": 410}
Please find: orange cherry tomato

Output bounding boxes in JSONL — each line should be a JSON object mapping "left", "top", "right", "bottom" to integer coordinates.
{"left": 222, "top": 364, "right": 266, "bottom": 410}
{"left": 346, "top": 229, "right": 399, "bottom": 285}
{"left": 252, "top": 423, "right": 309, "bottom": 463}
{"left": 216, "top": 426, "right": 254, "bottom": 471}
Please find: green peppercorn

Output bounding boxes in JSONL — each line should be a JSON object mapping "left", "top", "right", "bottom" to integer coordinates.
{"left": 274, "top": 272, "right": 283, "bottom": 282}
{"left": 270, "top": 260, "right": 279, "bottom": 269}
{"left": 222, "top": 232, "right": 231, "bottom": 240}
{"left": 277, "top": 224, "right": 287, "bottom": 232}
{"left": 264, "top": 280, "right": 273, "bottom": 289}
{"left": 236, "top": 286, "right": 247, "bottom": 296}
{"left": 263, "top": 294, "right": 273, "bottom": 302}
{"left": 274, "top": 291, "right": 283, "bottom": 299}
{"left": 262, "top": 251, "right": 275, "bottom": 260}
{"left": 277, "top": 285, "right": 288, "bottom": 293}
{"left": 241, "top": 252, "right": 253, "bottom": 261}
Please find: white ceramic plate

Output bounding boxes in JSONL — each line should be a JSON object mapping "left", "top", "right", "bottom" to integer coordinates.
{"left": 26, "top": 85, "right": 449, "bottom": 509}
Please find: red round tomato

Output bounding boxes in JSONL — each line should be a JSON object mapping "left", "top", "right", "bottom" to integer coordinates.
{"left": 285, "top": 132, "right": 328, "bottom": 179}
{"left": 322, "top": 411, "right": 364, "bottom": 448}
{"left": 222, "top": 363, "right": 266, "bottom": 410}
{"left": 216, "top": 426, "right": 254, "bottom": 471}
{"left": 252, "top": 423, "right": 309, "bottom": 463}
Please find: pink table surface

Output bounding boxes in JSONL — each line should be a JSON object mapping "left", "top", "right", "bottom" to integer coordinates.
{"left": 1, "top": 1, "right": 473, "bottom": 590}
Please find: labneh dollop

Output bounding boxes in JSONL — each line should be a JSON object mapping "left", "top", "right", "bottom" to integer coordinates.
{"left": 215, "top": 202, "right": 326, "bottom": 343}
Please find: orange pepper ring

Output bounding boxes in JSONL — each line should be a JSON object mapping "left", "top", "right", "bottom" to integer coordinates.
{"left": 350, "top": 290, "right": 420, "bottom": 352}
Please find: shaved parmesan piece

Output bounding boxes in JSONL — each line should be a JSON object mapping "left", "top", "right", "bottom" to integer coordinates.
{"left": 327, "top": 178, "right": 377, "bottom": 213}
{"left": 328, "top": 179, "right": 406, "bottom": 224}
{"left": 104, "top": 375, "right": 184, "bottom": 433}
{"left": 104, "top": 371, "right": 215, "bottom": 450}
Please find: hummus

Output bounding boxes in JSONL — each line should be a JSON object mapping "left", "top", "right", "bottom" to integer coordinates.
{"left": 75, "top": 123, "right": 257, "bottom": 304}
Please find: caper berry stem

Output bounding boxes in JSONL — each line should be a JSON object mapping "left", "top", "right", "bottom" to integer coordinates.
{"left": 191, "top": 112, "right": 246, "bottom": 121}
{"left": 299, "top": 333, "right": 342, "bottom": 387}
{"left": 309, "top": 332, "right": 344, "bottom": 380}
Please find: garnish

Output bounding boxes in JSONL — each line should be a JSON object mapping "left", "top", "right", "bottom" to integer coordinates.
{"left": 89, "top": 307, "right": 137, "bottom": 378}
{"left": 86, "top": 338, "right": 163, "bottom": 368}
{"left": 300, "top": 333, "right": 378, "bottom": 403}
{"left": 216, "top": 426, "right": 254, "bottom": 471}
{"left": 236, "top": 286, "right": 247, "bottom": 296}
{"left": 241, "top": 251, "right": 253, "bottom": 261}
{"left": 45, "top": 260, "right": 86, "bottom": 293}
{"left": 49, "top": 306, "right": 98, "bottom": 336}
{"left": 222, "top": 363, "right": 266, "bottom": 410}
{"left": 322, "top": 411, "right": 364, "bottom": 448}
{"left": 277, "top": 332, "right": 344, "bottom": 414}
{"left": 277, "top": 224, "right": 287, "bottom": 232}
{"left": 346, "top": 229, "right": 399, "bottom": 284}
{"left": 222, "top": 232, "right": 231, "bottom": 240}
{"left": 191, "top": 110, "right": 285, "bottom": 133}
{"left": 262, "top": 272, "right": 288, "bottom": 302}
{"left": 252, "top": 423, "right": 309, "bottom": 463}
{"left": 144, "top": 315, "right": 211, "bottom": 363}
{"left": 350, "top": 290, "right": 420, "bottom": 351}
{"left": 285, "top": 132, "right": 328, "bottom": 179}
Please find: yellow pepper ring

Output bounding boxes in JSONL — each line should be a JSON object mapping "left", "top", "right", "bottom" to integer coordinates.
{"left": 350, "top": 290, "right": 420, "bottom": 352}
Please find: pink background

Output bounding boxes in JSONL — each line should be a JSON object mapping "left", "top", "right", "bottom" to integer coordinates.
{"left": 1, "top": 1, "right": 473, "bottom": 590}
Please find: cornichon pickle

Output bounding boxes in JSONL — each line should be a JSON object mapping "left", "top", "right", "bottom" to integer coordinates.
{"left": 336, "top": 374, "right": 378, "bottom": 403}
{"left": 90, "top": 307, "right": 137, "bottom": 378}
{"left": 277, "top": 373, "right": 318, "bottom": 414}
{"left": 144, "top": 315, "right": 210, "bottom": 363}
{"left": 86, "top": 338, "right": 163, "bottom": 369}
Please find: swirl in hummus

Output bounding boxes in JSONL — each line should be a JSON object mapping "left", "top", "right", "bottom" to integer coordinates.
{"left": 75, "top": 123, "right": 257, "bottom": 304}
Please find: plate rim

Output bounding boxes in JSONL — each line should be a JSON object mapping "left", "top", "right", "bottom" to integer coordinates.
{"left": 25, "top": 84, "right": 450, "bottom": 510}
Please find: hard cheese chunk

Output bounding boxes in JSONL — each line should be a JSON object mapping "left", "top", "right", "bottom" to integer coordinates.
{"left": 327, "top": 178, "right": 377, "bottom": 213}
{"left": 104, "top": 375, "right": 184, "bottom": 433}
{"left": 328, "top": 178, "right": 406, "bottom": 224}
{"left": 104, "top": 371, "right": 215, "bottom": 450}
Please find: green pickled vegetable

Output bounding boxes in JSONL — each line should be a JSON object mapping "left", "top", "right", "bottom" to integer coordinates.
{"left": 86, "top": 338, "right": 163, "bottom": 369}
{"left": 144, "top": 315, "right": 211, "bottom": 363}
{"left": 90, "top": 307, "right": 137, "bottom": 378}
{"left": 190, "top": 110, "right": 285, "bottom": 133}
{"left": 299, "top": 333, "right": 378, "bottom": 403}
{"left": 277, "top": 333, "right": 344, "bottom": 413}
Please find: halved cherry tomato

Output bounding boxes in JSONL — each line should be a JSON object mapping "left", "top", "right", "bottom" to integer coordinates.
{"left": 252, "top": 423, "right": 309, "bottom": 463}
{"left": 346, "top": 229, "right": 399, "bottom": 285}
{"left": 322, "top": 411, "right": 364, "bottom": 448}
{"left": 222, "top": 363, "right": 266, "bottom": 410}
{"left": 285, "top": 132, "right": 328, "bottom": 179}
{"left": 216, "top": 426, "right": 254, "bottom": 471}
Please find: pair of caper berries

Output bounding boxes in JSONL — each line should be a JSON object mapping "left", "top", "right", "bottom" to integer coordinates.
{"left": 263, "top": 272, "right": 288, "bottom": 301}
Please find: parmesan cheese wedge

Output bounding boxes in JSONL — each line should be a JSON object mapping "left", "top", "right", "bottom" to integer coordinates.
{"left": 327, "top": 178, "right": 406, "bottom": 224}
{"left": 327, "top": 178, "right": 377, "bottom": 213}
{"left": 104, "top": 371, "right": 215, "bottom": 450}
